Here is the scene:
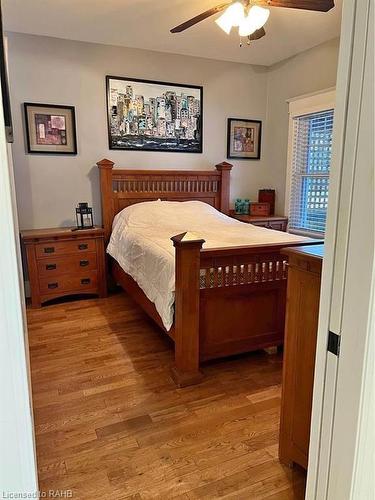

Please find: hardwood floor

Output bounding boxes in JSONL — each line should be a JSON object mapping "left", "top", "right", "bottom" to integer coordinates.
{"left": 27, "top": 292, "right": 306, "bottom": 499}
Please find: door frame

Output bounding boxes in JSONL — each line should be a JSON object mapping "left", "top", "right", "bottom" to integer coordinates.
{"left": 0, "top": 41, "right": 38, "bottom": 495}
{"left": 306, "top": 0, "right": 374, "bottom": 498}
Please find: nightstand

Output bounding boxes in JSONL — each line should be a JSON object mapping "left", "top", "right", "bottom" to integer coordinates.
{"left": 229, "top": 211, "right": 288, "bottom": 232}
{"left": 21, "top": 227, "right": 107, "bottom": 308}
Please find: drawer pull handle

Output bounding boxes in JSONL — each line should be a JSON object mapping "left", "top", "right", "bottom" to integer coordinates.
{"left": 44, "top": 247, "right": 55, "bottom": 254}
{"left": 48, "top": 282, "right": 58, "bottom": 289}
{"left": 78, "top": 244, "right": 88, "bottom": 250}
{"left": 46, "top": 264, "right": 57, "bottom": 271}
{"left": 81, "top": 278, "right": 91, "bottom": 285}
{"left": 80, "top": 260, "right": 89, "bottom": 267}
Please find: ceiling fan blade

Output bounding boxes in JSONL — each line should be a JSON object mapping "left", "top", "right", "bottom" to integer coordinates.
{"left": 170, "top": 2, "right": 231, "bottom": 33}
{"left": 248, "top": 27, "right": 266, "bottom": 40}
{"left": 254, "top": 0, "right": 334, "bottom": 12}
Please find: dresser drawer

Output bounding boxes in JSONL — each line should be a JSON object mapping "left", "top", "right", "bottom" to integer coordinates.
{"left": 39, "top": 271, "right": 98, "bottom": 295}
{"left": 37, "top": 252, "right": 98, "bottom": 277}
{"left": 35, "top": 239, "right": 96, "bottom": 259}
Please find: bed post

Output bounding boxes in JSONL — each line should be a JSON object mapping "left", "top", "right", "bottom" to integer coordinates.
{"left": 97, "top": 158, "right": 114, "bottom": 243}
{"left": 215, "top": 161, "right": 233, "bottom": 215}
{"left": 171, "top": 232, "right": 205, "bottom": 387}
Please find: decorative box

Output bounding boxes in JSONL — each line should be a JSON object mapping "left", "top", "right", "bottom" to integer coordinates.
{"left": 258, "top": 189, "right": 276, "bottom": 216}
{"left": 249, "top": 202, "right": 270, "bottom": 216}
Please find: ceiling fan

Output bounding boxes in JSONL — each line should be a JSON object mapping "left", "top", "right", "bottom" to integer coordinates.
{"left": 171, "top": 0, "right": 335, "bottom": 46}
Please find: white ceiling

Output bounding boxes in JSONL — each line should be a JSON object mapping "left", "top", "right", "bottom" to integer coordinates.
{"left": 3, "top": 0, "right": 342, "bottom": 66}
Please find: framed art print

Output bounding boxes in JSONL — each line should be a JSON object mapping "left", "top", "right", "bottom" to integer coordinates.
{"left": 106, "top": 76, "right": 203, "bottom": 153}
{"left": 24, "top": 103, "right": 77, "bottom": 154}
{"left": 227, "top": 118, "right": 262, "bottom": 160}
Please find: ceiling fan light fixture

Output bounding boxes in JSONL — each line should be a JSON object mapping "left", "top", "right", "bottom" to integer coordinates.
{"left": 215, "top": 1, "right": 245, "bottom": 34}
{"left": 238, "top": 5, "right": 270, "bottom": 37}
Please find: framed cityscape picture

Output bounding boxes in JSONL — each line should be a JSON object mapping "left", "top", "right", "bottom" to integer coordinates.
{"left": 227, "top": 118, "right": 262, "bottom": 160}
{"left": 106, "top": 76, "right": 203, "bottom": 153}
{"left": 24, "top": 103, "right": 77, "bottom": 154}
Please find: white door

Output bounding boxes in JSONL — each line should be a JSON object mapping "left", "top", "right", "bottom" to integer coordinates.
{"left": 306, "top": 0, "right": 374, "bottom": 498}
{"left": 0, "top": 46, "right": 38, "bottom": 495}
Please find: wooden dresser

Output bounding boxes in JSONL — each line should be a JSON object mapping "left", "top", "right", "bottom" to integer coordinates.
{"left": 229, "top": 211, "right": 288, "bottom": 232}
{"left": 21, "top": 227, "right": 107, "bottom": 308}
{"left": 279, "top": 244, "right": 323, "bottom": 469}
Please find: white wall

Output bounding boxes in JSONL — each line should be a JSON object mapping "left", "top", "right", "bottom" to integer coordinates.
{"left": 264, "top": 38, "right": 340, "bottom": 213}
{"left": 7, "top": 32, "right": 271, "bottom": 229}
{"left": 6, "top": 33, "right": 340, "bottom": 229}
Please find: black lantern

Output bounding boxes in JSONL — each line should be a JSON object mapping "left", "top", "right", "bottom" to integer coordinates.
{"left": 75, "top": 202, "right": 94, "bottom": 230}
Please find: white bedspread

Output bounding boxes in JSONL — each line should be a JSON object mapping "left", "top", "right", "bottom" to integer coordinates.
{"left": 107, "top": 200, "right": 309, "bottom": 331}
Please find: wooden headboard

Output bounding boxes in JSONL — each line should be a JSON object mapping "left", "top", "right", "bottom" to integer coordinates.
{"left": 97, "top": 159, "right": 233, "bottom": 242}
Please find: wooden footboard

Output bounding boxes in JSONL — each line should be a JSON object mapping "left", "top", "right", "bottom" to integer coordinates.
{"left": 171, "top": 234, "right": 321, "bottom": 386}
{"left": 199, "top": 247, "right": 288, "bottom": 361}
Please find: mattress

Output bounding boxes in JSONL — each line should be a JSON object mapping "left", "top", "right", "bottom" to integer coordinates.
{"left": 107, "top": 200, "right": 309, "bottom": 331}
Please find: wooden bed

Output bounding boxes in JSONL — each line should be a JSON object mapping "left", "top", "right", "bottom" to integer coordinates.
{"left": 98, "top": 158, "right": 320, "bottom": 387}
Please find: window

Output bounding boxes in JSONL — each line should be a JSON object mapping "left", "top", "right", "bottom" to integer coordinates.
{"left": 289, "top": 109, "right": 334, "bottom": 236}
{"left": 286, "top": 90, "right": 335, "bottom": 238}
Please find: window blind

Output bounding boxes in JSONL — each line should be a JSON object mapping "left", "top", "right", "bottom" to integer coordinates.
{"left": 289, "top": 109, "right": 334, "bottom": 236}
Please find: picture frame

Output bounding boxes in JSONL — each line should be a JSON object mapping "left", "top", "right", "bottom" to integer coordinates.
{"left": 227, "top": 118, "right": 262, "bottom": 160}
{"left": 106, "top": 75, "right": 203, "bottom": 153}
{"left": 24, "top": 103, "right": 77, "bottom": 155}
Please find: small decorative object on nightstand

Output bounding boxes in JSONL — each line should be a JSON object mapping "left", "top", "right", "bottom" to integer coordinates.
{"left": 258, "top": 189, "right": 276, "bottom": 215}
{"left": 249, "top": 202, "right": 270, "bottom": 216}
{"left": 74, "top": 201, "right": 94, "bottom": 231}
{"left": 21, "top": 227, "right": 107, "bottom": 308}
{"left": 234, "top": 198, "right": 250, "bottom": 215}
{"left": 230, "top": 210, "right": 288, "bottom": 232}
{"left": 75, "top": 202, "right": 94, "bottom": 230}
